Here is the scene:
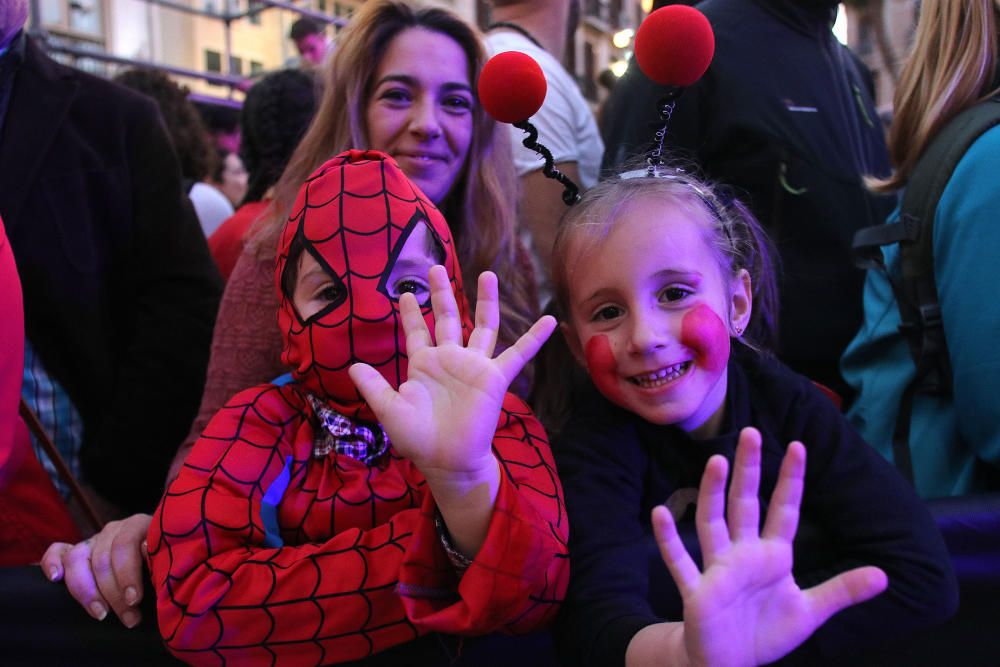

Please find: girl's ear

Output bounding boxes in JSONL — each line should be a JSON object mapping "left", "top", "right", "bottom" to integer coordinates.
{"left": 730, "top": 268, "right": 752, "bottom": 336}
{"left": 560, "top": 321, "right": 587, "bottom": 368}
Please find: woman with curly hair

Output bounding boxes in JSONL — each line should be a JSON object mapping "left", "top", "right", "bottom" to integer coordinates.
{"left": 114, "top": 68, "right": 233, "bottom": 235}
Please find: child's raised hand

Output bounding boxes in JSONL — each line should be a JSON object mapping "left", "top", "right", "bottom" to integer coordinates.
{"left": 349, "top": 266, "right": 555, "bottom": 480}
{"left": 652, "top": 427, "right": 888, "bottom": 667}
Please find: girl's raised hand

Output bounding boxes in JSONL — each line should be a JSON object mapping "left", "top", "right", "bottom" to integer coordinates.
{"left": 349, "top": 266, "right": 555, "bottom": 479}
{"left": 652, "top": 427, "right": 888, "bottom": 667}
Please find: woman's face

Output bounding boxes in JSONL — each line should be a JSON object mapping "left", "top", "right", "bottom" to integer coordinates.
{"left": 365, "top": 27, "right": 475, "bottom": 205}
{"left": 216, "top": 152, "right": 248, "bottom": 207}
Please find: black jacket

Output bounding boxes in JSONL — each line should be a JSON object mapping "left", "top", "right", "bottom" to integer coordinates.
{"left": 0, "top": 36, "right": 222, "bottom": 512}
{"left": 601, "top": 0, "right": 895, "bottom": 393}
{"left": 552, "top": 347, "right": 957, "bottom": 666}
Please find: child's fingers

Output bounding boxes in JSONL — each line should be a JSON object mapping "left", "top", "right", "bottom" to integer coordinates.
{"left": 495, "top": 315, "right": 557, "bottom": 383}
{"left": 652, "top": 505, "right": 700, "bottom": 598}
{"left": 429, "top": 265, "right": 463, "bottom": 346}
{"left": 695, "top": 455, "right": 732, "bottom": 564}
{"left": 804, "top": 566, "right": 888, "bottom": 627}
{"left": 348, "top": 363, "right": 397, "bottom": 420}
{"left": 762, "top": 441, "right": 806, "bottom": 543}
{"left": 468, "top": 271, "right": 500, "bottom": 356}
{"left": 728, "top": 427, "right": 762, "bottom": 541}
{"left": 399, "top": 292, "right": 432, "bottom": 356}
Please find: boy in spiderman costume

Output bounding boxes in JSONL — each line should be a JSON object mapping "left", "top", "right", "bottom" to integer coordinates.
{"left": 147, "top": 150, "right": 568, "bottom": 666}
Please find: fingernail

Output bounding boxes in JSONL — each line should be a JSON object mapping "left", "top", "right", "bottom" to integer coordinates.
{"left": 89, "top": 601, "right": 108, "bottom": 621}
{"left": 121, "top": 609, "right": 140, "bottom": 628}
{"left": 48, "top": 566, "right": 60, "bottom": 581}
{"left": 125, "top": 586, "right": 138, "bottom": 605}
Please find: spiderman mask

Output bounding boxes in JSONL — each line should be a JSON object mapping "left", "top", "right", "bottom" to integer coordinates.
{"left": 276, "top": 149, "right": 471, "bottom": 422}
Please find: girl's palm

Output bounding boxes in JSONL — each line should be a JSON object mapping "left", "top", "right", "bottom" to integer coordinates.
{"left": 654, "top": 428, "right": 889, "bottom": 667}
{"left": 349, "top": 267, "right": 555, "bottom": 475}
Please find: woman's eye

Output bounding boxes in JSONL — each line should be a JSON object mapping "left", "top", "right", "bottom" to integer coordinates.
{"left": 442, "top": 95, "right": 473, "bottom": 112}
{"left": 592, "top": 305, "right": 623, "bottom": 322}
{"left": 660, "top": 287, "right": 692, "bottom": 303}
{"left": 381, "top": 88, "right": 412, "bottom": 104}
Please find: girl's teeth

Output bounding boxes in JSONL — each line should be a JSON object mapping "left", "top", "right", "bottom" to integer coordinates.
{"left": 631, "top": 362, "right": 690, "bottom": 388}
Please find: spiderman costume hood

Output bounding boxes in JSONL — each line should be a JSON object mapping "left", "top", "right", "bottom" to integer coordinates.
{"left": 276, "top": 149, "right": 472, "bottom": 422}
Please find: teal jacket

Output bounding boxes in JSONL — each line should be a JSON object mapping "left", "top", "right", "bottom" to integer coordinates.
{"left": 842, "top": 125, "right": 1000, "bottom": 497}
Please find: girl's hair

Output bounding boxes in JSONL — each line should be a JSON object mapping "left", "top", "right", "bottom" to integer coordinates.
{"left": 251, "top": 0, "right": 535, "bottom": 351}
{"left": 873, "top": 0, "right": 1000, "bottom": 192}
{"left": 114, "top": 68, "right": 216, "bottom": 182}
{"left": 239, "top": 69, "right": 318, "bottom": 205}
{"left": 534, "top": 169, "right": 779, "bottom": 437}
{"left": 551, "top": 170, "right": 780, "bottom": 353}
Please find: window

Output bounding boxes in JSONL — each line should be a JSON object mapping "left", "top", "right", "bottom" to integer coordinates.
{"left": 248, "top": 0, "right": 264, "bottom": 25}
{"left": 229, "top": 56, "right": 243, "bottom": 76}
{"left": 250, "top": 60, "right": 264, "bottom": 76}
{"left": 205, "top": 49, "right": 222, "bottom": 73}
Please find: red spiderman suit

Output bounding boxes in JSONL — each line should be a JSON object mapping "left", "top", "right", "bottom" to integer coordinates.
{"left": 147, "top": 150, "right": 568, "bottom": 665}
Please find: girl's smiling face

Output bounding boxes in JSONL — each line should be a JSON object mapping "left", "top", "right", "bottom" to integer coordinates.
{"left": 562, "top": 195, "right": 752, "bottom": 438}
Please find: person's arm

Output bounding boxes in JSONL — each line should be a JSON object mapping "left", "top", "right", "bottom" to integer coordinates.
{"left": 774, "top": 374, "right": 958, "bottom": 664}
{"left": 80, "top": 101, "right": 222, "bottom": 513}
{"left": 148, "top": 385, "right": 435, "bottom": 665}
{"left": 167, "top": 247, "right": 285, "bottom": 484}
{"left": 934, "top": 127, "right": 1000, "bottom": 475}
{"left": 350, "top": 270, "right": 568, "bottom": 634}
{"left": 628, "top": 429, "right": 887, "bottom": 667}
{"left": 551, "top": 392, "right": 659, "bottom": 667}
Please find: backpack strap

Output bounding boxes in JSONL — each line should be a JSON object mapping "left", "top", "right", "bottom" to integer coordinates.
{"left": 852, "top": 96, "right": 1000, "bottom": 481}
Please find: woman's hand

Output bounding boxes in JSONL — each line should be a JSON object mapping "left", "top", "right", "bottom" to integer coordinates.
{"left": 40, "top": 513, "right": 153, "bottom": 628}
{"left": 652, "top": 427, "right": 888, "bottom": 667}
{"left": 349, "top": 267, "right": 555, "bottom": 556}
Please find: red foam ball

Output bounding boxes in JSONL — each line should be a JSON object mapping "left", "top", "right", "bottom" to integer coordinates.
{"left": 478, "top": 51, "right": 547, "bottom": 124}
{"left": 634, "top": 5, "right": 715, "bottom": 87}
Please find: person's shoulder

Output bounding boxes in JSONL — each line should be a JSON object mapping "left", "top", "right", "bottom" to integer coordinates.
{"left": 219, "top": 382, "right": 310, "bottom": 424}
{"left": 485, "top": 31, "right": 562, "bottom": 72}
{"left": 733, "top": 346, "right": 833, "bottom": 414}
{"left": 936, "top": 122, "right": 1000, "bottom": 232}
{"left": 24, "top": 38, "right": 158, "bottom": 120}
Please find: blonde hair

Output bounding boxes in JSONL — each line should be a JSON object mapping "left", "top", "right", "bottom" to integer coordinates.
{"left": 251, "top": 0, "right": 536, "bottom": 352}
{"left": 874, "top": 0, "right": 1000, "bottom": 192}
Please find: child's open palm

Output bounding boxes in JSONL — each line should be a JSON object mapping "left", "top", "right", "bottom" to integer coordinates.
{"left": 653, "top": 427, "right": 889, "bottom": 667}
{"left": 349, "top": 266, "right": 555, "bottom": 479}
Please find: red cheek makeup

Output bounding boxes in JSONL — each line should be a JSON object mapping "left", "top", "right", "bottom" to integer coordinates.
{"left": 680, "top": 303, "right": 730, "bottom": 374}
{"left": 584, "top": 334, "right": 626, "bottom": 405}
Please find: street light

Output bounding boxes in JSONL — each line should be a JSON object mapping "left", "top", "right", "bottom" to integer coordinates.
{"left": 612, "top": 28, "right": 634, "bottom": 49}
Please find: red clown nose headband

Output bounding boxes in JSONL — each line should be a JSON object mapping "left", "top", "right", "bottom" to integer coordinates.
{"left": 276, "top": 149, "right": 472, "bottom": 422}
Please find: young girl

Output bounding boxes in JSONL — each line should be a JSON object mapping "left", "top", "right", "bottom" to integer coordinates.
{"left": 548, "top": 172, "right": 957, "bottom": 667}
{"left": 146, "top": 150, "right": 568, "bottom": 665}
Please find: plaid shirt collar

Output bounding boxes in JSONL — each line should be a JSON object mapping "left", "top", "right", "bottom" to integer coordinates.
{"left": 306, "top": 394, "right": 390, "bottom": 466}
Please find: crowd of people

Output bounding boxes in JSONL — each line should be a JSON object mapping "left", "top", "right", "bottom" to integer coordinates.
{"left": 1, "top": 0, "right": 997, "bottom": 665}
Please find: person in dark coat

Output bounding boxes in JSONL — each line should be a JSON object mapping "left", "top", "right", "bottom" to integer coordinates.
{"left": 0, "top": 13, "right": 222, "bottom": 516}
{"left": 601, "top": 0, "right": 894, "bottom": 397}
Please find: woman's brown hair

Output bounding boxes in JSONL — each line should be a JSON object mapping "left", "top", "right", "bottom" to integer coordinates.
{"left": 251, "top": 0, "right": 536, "bottom": 353}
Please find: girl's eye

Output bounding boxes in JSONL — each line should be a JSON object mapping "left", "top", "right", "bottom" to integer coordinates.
{"left": 659, "top": 286, "right": 692, "bottom": 303}
{"left": 392, "top": 278, "right": 431, "bottom": 301}
{"left": 592, "top": 305, "right": 623, "bottom": 322}
{"left": 318, "top": 284, "right": 342, "bottom": 302}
